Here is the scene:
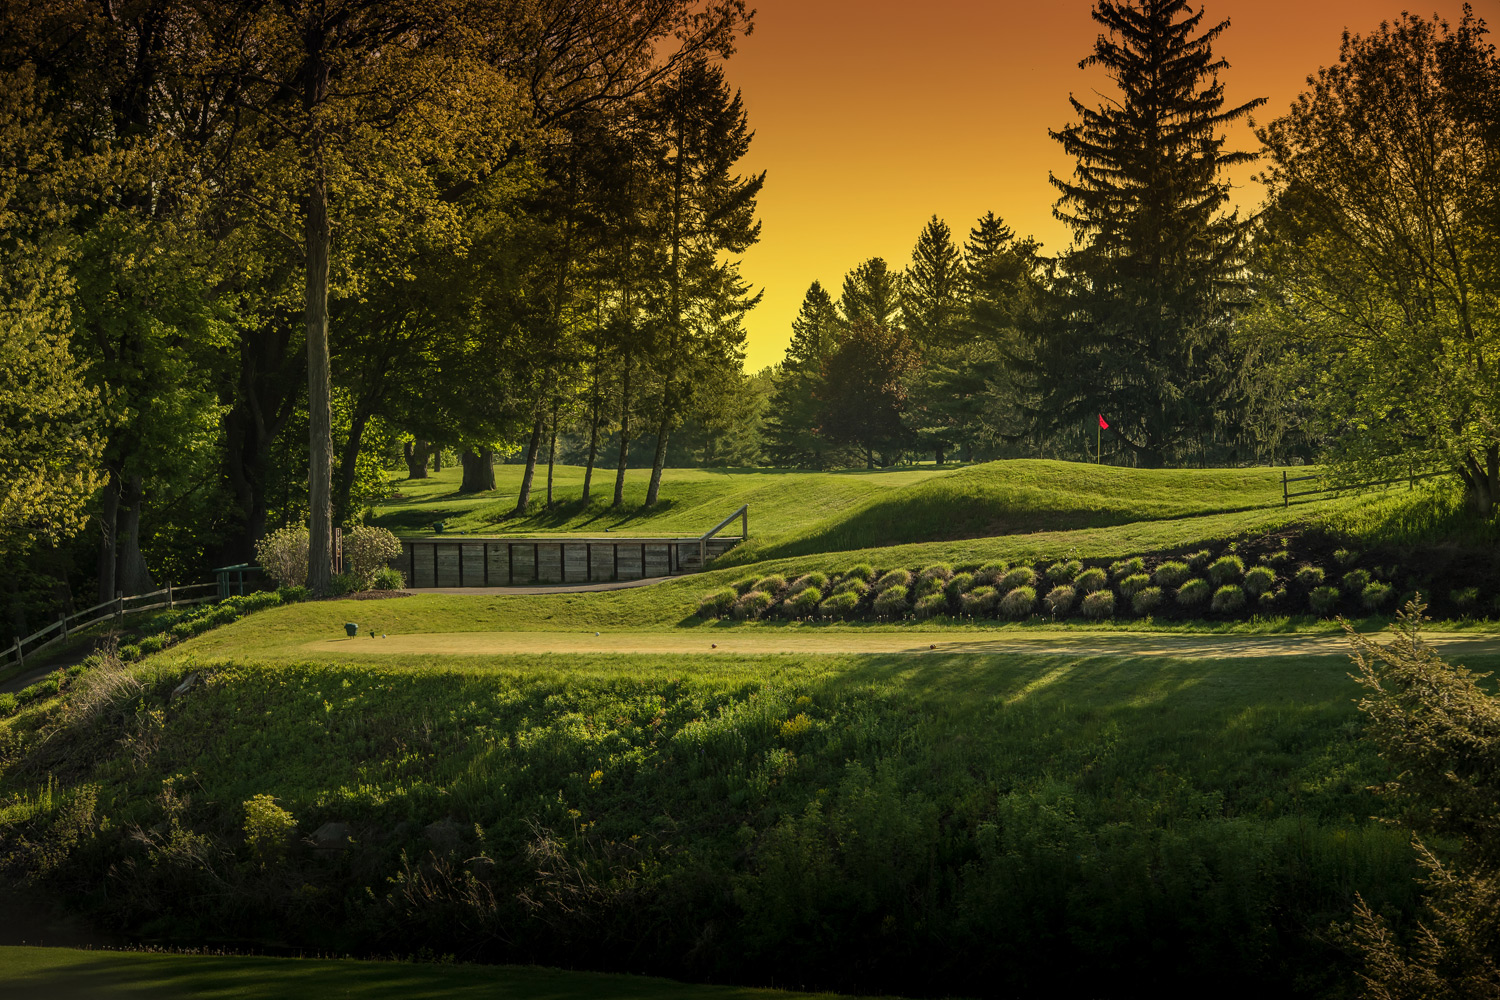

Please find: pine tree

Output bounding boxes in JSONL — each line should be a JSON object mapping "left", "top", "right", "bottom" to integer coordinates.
{"left": 765, "top": 281, "right": 841, "bottom": 467}
{"left": 1042, "top": 0, "right": 1265, "bottom": 467}
{"left": 838, "top": 257, "right": 902, "bottom": 328}
{"left": 902, "top": 216, "right": 964, "bottom": 350}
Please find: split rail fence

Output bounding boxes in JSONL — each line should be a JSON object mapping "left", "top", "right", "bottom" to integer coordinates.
{"left": 1281, "top": 467, "right": 1446, "bottom": 506}
{"left": 2, "top": 582, "right": 218, "bottom": 673}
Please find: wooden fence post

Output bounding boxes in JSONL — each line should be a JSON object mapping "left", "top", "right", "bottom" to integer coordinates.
{"left": 116, "top": 590, "right": 124, "bottom": 623}
{"left": 12, "top": 636, "right": 21, "bottom": 670}
{"left": 58, "top": 612, "right": 67, "bottom": 639}
{"left": 1282, "top": 471, "right": 1289, "bottom": 508}
{"left": 167, "top": 580, "right": 174, "bottom": 609}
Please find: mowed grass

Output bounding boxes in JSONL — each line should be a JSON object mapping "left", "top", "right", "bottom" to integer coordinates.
{"left": 0, "top": 645, "right": 1419, "bottom": 996}
{"left": 0, "top": 946, "right": 867, "bottom": 999}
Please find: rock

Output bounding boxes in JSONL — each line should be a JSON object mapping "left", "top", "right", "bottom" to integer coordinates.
{"left": 311, "top": 821, "right": 353, "bottom": 850}
{"left": 424, "top": 818, "right": 465, "bottom": 852}
{"left": 170, "top": 672, "right": 200, "bottom": 701}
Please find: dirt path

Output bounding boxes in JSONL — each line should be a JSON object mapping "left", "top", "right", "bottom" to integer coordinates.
{"left": 301, "top": 629, "right": 1500, "bottom": 660}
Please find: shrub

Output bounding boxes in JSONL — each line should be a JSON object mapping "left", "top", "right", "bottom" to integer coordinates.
{"left": 1119, "top": 573, "right": 1151, "bottom": 599}
{"left": 1154, "top": 561, "right": 1191, "bottom": 588}
{"left": 945, "top": 573, "right": 974, "bottom": 601}
{"left": 840, "top": 564, "right": 875, "bottom": 583}
{"left": 1333, "top": 547, "right": 1360, "bottom": 567}
{"left": 732, "top": 577, "right": 759, "bottom": 595}
{"left": 1341, "top": 569, "right": 1372, "bottom": 594}
{"left": 1131, "top": 587, "right": 1163, "bottom": 616}
{"left": 999, "top": 586, "right": 1036, "bottom": 620}
{"left": 1242, "top": 566, "right": 1275, "bottom": 598}
{"left": 1208, "top": 555, "right": 1244, "bottom": 586}
{"left": 974, "top": 561, "right": 1008, "bottom": 585}
{"left": 914, "top": 575, "right": 946, "bottom": 598}
{"left": 999, "top": 566, "right": 1036, "bottom": 591}
{"left": 819, "top": 591, "right": 860, "bottom": 619}
{"left": 1361, "top": 581, "right": 1394, "bottom": 611}
{"left": 1081, "top": 590, "right": 1115, "bottom": 619}
{"left": 1109, "top": 556, "right": 1145, "bottom": 580}
{"left": 1258, "top": 589, "right": 1282, "bottom": 613}
{"left": 277, "top": 586, "right": 310, "bottom": 604}
{"left": 1187, "top": 550, "right": 1213, "bottom": 572}
{"left": 1075, "top": 567, "right": 1108, "bottom": 593}
{"left": 137, "top": 634, "right": 169, "bottom": 655}
{"left": 789, "top": 572, "right": 829, "bottom": 595}
{"left": 873, "top": 585, "right": 909, "bottom": 618}
{"left": 344, "top": 525, "right": 402, "bottom": 583}
{"left": 1046, "top": 559, "right": 1083, "bottom": 584}
{"left": 1450, "top": 586, "right": 1480, "bottom": 611}
{"left": 370, "top": 566, "right": 406, "bottom": 591}
{"left": 1176, "top": 578, "right": 1211, "bottom": 608}
{"left": 789, "top": 587, "right": 823, "bottom": 616}
{"left": 0, "top": 692, "right": 15, "bottom": 717}
{"left": 918, "top": 564, "right": 954, "bottom": 585}
{"left": 1295, "top": 565, "right": 1325, "bottom": 589}
{"left": 1211, "top": 585, "right": 1246, "bottom": 614}
{"left": 875, "top": 569, "right": 912, "bottom": 592}
{"left": 914, "top": 593, "right": 949, "bottom": 620}
{"left": 697, "top": 588, "right": 737, "bottom": 619}
{"left": 961, "top": 586, "right": 998, "bottom": 616}
{"left": 255, "top": 525, "right": 310, "bottom": 589}
{"left": 329, "top": 572, "right": 363, "bottom": 596}
{"left": 117, "top": 645, "right": 141, "bottom": 663}
{"left": 243, "top": 794, "right": 297, "bottom": 862}
{"left": 1309, "top": 586, "right": 1342, "bottom": 616}
{"left": 832, "top": 578, "right": 868, "bottom": 598}
{"left": 1262, "top": 549, "right": 1294, "bottom": 567}
{"left": 753, "top": 575, "right": 788, "bottom": 596}
{"left": 732, "top": 591, "right": 775, "bottom": 620}
{"left": 1043, "top": 585, "right": 1076, "bottom": 617}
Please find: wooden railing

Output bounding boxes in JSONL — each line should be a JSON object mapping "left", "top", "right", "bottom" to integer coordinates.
{"left": 698, "top": 504, "right": 749, "bottom": 568}
{"left": 1282, "top": 467, "right": 1446, "bottom": 507}
{"left": 1, "top": 582, "right": 218, "bottom": 673}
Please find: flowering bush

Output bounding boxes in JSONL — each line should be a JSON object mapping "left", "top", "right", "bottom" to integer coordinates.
{"left": 344, "top": 524, "right": 402, "bottom": 584}
{"left": 255, "top": 526, "right": 309, "bottom": 589}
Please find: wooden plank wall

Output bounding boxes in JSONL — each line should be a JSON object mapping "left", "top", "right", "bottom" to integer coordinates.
{"left": 397, "top": 537, "right": 740, "bottom": 589}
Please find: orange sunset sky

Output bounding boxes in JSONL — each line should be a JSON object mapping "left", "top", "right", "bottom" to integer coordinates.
{"left": 727, "top": 0, "right": 1493, "bottom": 371}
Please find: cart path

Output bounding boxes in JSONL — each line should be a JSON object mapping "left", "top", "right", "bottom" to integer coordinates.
{"left": 300, "top": 628, "right": 1500, "bottom": 660}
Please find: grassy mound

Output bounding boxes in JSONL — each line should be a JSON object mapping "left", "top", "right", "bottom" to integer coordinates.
{"left": 0, "top": 646, "right": 1413, "bottom": 997}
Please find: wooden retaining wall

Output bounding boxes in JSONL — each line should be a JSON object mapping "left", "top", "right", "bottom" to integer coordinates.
{"left": 398, "top": 536, "right": 741, "bottom": 588}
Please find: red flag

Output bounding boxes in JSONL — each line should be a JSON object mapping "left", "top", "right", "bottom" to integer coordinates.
{"left": 1098, "top": 414, "right": 1109, "bottom": 430}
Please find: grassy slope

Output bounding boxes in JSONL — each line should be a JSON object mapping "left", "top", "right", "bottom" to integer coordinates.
{"left": 0, "top": 947, "right": 864, "bottom": 999}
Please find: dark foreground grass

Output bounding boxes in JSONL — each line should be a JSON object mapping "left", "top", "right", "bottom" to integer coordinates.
{"left": 0, "top": 946, "right": 864, "bottom": 999}
{"left": 0, "top": 646, "right": 1420, "bottom": 998}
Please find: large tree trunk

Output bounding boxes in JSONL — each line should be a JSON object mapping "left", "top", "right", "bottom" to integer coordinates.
{"left": 333, "top": 404, "right": 373, "bottom": 524}
{"left": 304, "top": 99, "right": 334, "bottom": 594}
{"left": 644, "top": 410, "right": 670, "bottom": 507}
{"left": 935, "top": 442, "right": 945, "bottom": 465}
{"left": 1462, "top": 444, "right": 1500, "bottom": 517}
{"left": 431, "top": 448, "right": 442, "bottom": 472}
{"left": 404, "top": 439, "right": 429, "bottom": 479}
{"left": 613, "top": 357, "right": 631, "bottom": 508}
{"left": 582, "top": 395, "right": 601, "bottom": 503}
{"left": 116, "top": 474, "right": 155, "bottom": 595}
{"left": 459, "top": 448, "right": 495, "bottom": 493}
{"left": 515, "top": 413, "right": 544, "bottom": 514}
{"left": 96, "top": 470, "right": 120, "bottom": 604}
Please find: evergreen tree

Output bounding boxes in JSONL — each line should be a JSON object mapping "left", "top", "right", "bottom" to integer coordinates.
{"left": 1042, "top": 0, "right": 1265, "bottom": 467}
{"left": 902, "top": 216, "right": 964, "bottom": 350}
{"left": 765, "top": 281, "right": 841, "bottom": 467}
{"left": 839, "top": 257, "right": 902, "bottom": 328}
{"left": 815, "top": 321, "right": 920, "bottom": 468}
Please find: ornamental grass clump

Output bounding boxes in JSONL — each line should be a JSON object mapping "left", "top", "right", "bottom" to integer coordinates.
{"left": 1075, "top": 567, "right": 1108, "bottom": 593}
{"left": 999, "top": 566, "right": 1036, "bottom": 591}
{"left": 961, "top": 586, "right": 998, "bottom": 616}
{"left": 789, "top": 587, "right": 823, "bottom": 617}
{"left": 840, "top": 564, "right": 875, "bottom": 583}
{"left": 697, "top": 587, "right": 737, "bottom": 619}
{"left": 753, "top": 575, "right": 788, "bottom": 597}
{"left": 788, "top": 572, "right": 829, "bottom": 595}
{"left": 1243, "top": 566, "right": 1276, "bottom": 598}
{"left": 1132, "top": 587, "right": 1163, "bottom": 616}
{"left": 1208, "top": 555, "right": 1244, "bottom": 586}
{"left": 1309, "top": 586, "right": 1342, "bottom": 616}
{"left": 1342, "top": 568, "right": 1372, "bottom": 594}
{"left": 1295, "top": 565, "right": 1325, "bottom": 589}
{"left": 1176, "top": 578, "right": 1210, "bottom": 608}
{"left": 1187, "top": 550, "right": 1213, "bottom": 572}
{"left": 1044, "top": 585, "right": 1076, "bottom": 617}
{"left": 819, "top": 591, "right": 860, "bottom": 619}
{"left": 1451, "top": 586, "right": 1481, "bottom": 611}
{"left": 914, "top": 593, "right": 949, "bottom": 620}
{"left": 1211, "top": 585, "right": 1246, "bottom": 614}
{"left": 1154, "top": 561, "right": 1190, "bottom": 588}
{"left": 1081, "top": 590, "right": 1115, "bottom": 619}
{"left": 1109, "top": 556, "right": 1145, "bottom": 580}
{"left": 732, "top": 590, "right": 775, "bottom": 620}
{"left": 918, "top": 564, "right": 954, "bottom": 585}
{"left": 1119, "top": 573, "right": 1151, "bottom": 599}
{"left": 945, "top": 573, "right": 974, "bottom": 601}
{"left": 1258, "top": 589, "right": 1282, "bottom": 613}
{"left": 1333, "top": 547, "right": 1360, "bottom": 567}
{"left": 873, "top": 585, "right": 909, "bottom": 618}
{"left": 1046, "top": 559, "right": 1083, "bottom": 584}
{"left": 999, "top": 586, "right": 1036, "bottom": 619}
{"left": 975, "top": 561, "right": 1008, "bottom": 585}
{"left": 732, "top": 577, "right": 759, "bottom": 595}
{"left": 832, "top": 578, "right": 868, "bottom": 598}
{"left": 875, "top": 569, "right": 911, "bottom": 592}
{"left": 1362, "top": 581, "right": 1393, "bottom": 611}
